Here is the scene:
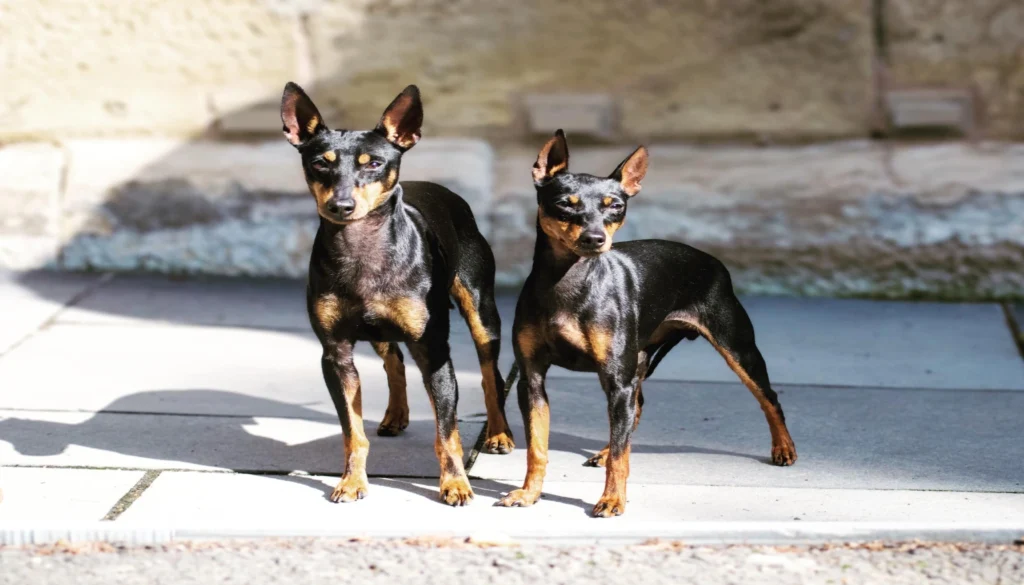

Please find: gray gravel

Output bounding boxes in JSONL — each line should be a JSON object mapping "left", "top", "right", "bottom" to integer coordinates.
{"left": 1, "top": 539, "right": 1022, "bottom": 585}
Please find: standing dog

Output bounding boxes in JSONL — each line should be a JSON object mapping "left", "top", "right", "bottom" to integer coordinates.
{"left": 280, "top": 83, "right": 514, "bottom": 506}
{"left": 498, "top": 130, "right": 797, "bottom": 517}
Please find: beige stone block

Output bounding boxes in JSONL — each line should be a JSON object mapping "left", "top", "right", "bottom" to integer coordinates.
{"left": 308, "top": 0, "right": 873, "bottom": 140}
{"left": 0, "top": 0, "right": 301, "bottom": 139}
{"left": 0, "top": 143, "right": 64, "bottom": 237}
{"left": 885, "top": 0, "right": 1024, "bottom": 138}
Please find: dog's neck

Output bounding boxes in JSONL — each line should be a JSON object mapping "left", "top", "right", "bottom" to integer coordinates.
{"left": 531, "top": 218, "right": 594, "bottom": 285}
{"left": 312, "top": 185, "right": 414, "bottom": 279}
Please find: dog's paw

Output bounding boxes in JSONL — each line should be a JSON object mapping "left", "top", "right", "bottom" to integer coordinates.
{"left": 497, "top": 489, "right": 540, "bottom": 508}
{"left": 483, "top": 427, "right": 515, "bottom": 454}
{"left": 583, "top": 447, "right": 609, "bottom": 467}
{"left": 330, "top": 475, "right": 369, "bottom": 503}
{"left": 439, "top": 476, "right": 474, "bottom": 507}
{"left": 771, "top": 437, "right": 797, "bottom": 466}
{"left": 376, "top": 406, "right": 409, "bottom": 437}
{"left": 592, "top": 493, "right": 626, "bottom": 518}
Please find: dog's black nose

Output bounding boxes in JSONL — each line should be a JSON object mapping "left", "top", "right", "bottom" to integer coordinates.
{"left": 328, "top": 199, "right": 356, "bottom": 217}
{"left": 579, "top": 230, "right": 606, "bottom": 249}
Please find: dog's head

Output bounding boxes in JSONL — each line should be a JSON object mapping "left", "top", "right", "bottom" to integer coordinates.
{"left": 532, "top": 130, "right": 648, "bottom": 257}
{"left": 280, "top": 83, "right": 423, "bottom": 224}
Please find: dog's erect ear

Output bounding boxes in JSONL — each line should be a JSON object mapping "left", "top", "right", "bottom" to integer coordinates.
{"left": 532, "top": 129, "right": 570, "bottom": 185}
{"left": 281, "top": 82, "right": 326, "bottom": 147}
{"left": 610, "top": 146, "right": 648, "bottom": 197}
{"left": 375, "top": 85, "right": 423, "bottom": 150}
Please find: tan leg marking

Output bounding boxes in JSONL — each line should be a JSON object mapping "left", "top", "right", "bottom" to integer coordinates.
{"left": 371, "top": 342, "right": 409, "bottom": 437}
{"left": 435, "top": 428, "right": 474, "bottom": 506}
{"left": 331, "top": 368, "right": 370, "bottom": 503}
{"left": 498, "top": 401, "right": 549, "bottom": 508}
{"left": 675, "top": 315, "right": 797, "bottom": 466}
{"left": 450, "top": 276, "right": 514, "bottom": 454}
{"left": 593, "top": 445, "right": 630, "bottom": 517}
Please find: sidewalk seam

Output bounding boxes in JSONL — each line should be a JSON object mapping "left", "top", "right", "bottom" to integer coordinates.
{"left": 101, "top": 470, "right": 161, "bottom": 521}
{"left": 0, "top": 272, "right": 115, "bottom": 358}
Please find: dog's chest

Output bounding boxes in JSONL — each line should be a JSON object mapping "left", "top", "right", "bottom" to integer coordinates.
{"left": 315, "top": 291, "right": 429, "bottom": 339}
{"left": 518, "top": 311, "right": 612, "bottom": 370}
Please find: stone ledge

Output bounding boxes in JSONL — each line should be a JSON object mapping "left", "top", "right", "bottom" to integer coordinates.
{"left": 491, "top": 141, "right": 1024, "bottom": 299}
{"left": 1, "top": 139, "right": 1022, "bottom": 299}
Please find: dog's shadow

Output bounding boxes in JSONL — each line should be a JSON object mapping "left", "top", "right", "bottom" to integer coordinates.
{"left": 0, "top": 388, "right": 765, "bottom": 514}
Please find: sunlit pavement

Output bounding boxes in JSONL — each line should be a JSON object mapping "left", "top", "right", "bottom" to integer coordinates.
{"left": 1, "top": 272, "right": 1023, "bottom": 544}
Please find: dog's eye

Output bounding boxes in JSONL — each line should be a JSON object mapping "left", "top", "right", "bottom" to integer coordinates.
{"left": 365, "top": 160, "right": 382, "bottom": 170}
{"left": 609, "top": 202, "right": 625, "bottom": 211}
{"left": 311, "top": 161, "right": 330, "bottom": 173}
{"left": 556, "top": 200, "right": 577, "bottom": 211}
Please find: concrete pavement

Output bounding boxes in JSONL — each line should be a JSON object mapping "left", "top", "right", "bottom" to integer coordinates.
{"left": 1, "top": 271, "right": 1023, "bottom": 544}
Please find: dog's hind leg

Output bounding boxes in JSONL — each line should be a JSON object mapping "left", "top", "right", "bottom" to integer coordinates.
{"left": 371, "top": 342, "right": 409, "bottom": 437}
{"left": 451, "top": 272, "right": 514, "bottom": 455}
{"left": 686, "top": 297, "right": 797, "bottom": 466}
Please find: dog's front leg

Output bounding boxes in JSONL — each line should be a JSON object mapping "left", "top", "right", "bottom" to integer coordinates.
{"left": 321, "top": 339, "right": 370, "bottom": 502}
{"left": 407, "top": 339, "right": 474, "bottom": 506}
{"left": 497, "top": 359, "right": 551, "bottom": 508}
{"left": 593, "top": 361, "right": 641, "bottom": 518}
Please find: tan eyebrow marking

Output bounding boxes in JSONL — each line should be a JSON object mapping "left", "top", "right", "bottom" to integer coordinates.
{"left": 568, "top": 195, "right": 579, "bottom": 205}
{"left": 358, "top": 153, "right": 371, "bottom": 165}
{"left": 603, "top": 196, "right": 613, "bottom": 206}
{"left": 322, "top": 151, "right": 337, "bottom": 162}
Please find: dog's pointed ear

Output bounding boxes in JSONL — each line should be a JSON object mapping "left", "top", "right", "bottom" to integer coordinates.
{"left": 281, "top": 82, "right": 326, "bottom": 147}
{"left": 610, "top": 146, "right": 648, "bottom": 197}
{"left": 532, "top": 129, "right": 570, "bottom": 185}
{"left": 375, "top": 85, "right": 423, "bottom": 150}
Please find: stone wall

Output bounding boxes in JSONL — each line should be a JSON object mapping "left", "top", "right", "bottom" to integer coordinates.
{"left": 2, "top": 0, "right": 876, "bottom": 141}
{"left": 3, "top": 0, "right": 1024, "bottom": 298}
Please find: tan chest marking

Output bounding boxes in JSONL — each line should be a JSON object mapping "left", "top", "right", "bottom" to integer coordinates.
{"left": 552, "top": 314, "right": 613, "bottom": 363}
{"left": 366, "top": 296, "right": 429, "bottom": 339}
{"left": 315, "top": 294, "right": 344, "bottom": 330}
{"left": 315, "top": 293, "right": 428, "bottom": 339}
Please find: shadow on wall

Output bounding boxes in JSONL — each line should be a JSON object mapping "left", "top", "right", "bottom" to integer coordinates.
{"left": 6, "top": 0, "right": 887, "bottom": 299}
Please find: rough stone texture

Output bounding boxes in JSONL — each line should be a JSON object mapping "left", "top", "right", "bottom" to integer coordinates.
{"left": 0, "top": 0, "right": 302, "bottom": 140}
{"left": 307, "top": 0, "right": 873, "bottom": 140}
{"left": 55, "top": 138, "right": 491, "bottom": 277}
{"left": 490, "top": 141, "right": 1024, "bottom": 298}
{"left": 885, "top": 0, "right": 1024, "bottom": 139}
{"left": 4, "top": 138, "right": 1024, "bottom": 298}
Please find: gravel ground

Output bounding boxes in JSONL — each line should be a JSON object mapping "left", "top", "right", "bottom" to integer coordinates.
{"left": 1, "top": 539, "right": 1022, "bottom": 585}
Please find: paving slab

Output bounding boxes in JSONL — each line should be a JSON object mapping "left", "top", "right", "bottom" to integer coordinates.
{"left": 34, "top": 273, "right": 1024, "bottom": 390}
{"left": 547, "top": 297, "right": 1024, "bottom": 390}
{"left": 0, "top": 410, "right": 482, "bottom": 476}
{"left": 117, "top": 472, "right": 1024, "bottom": 534}
{"left": 0, "top": 323, "right": 494, "bottom": 419}
{"left": 57, "top": 274, "right": 309, "bottom": 331}
{"left": 471, "top": 378, "right": 1024, "bottom": 493}
{"left": 0, "top": 467, "right": 143, "bottom": 522}
{"left": 54, "top": 273, "right": 519, "bottom": 376}
{"left": 0, "top": 271, "right": 105, "bottom": 355}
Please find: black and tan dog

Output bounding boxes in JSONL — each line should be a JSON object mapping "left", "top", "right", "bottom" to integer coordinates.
{"left": 280, "top": 83, "right": 514, "bottom": 506}
{"left": 497, "top": 130, "right": 797, "bottom": 517}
